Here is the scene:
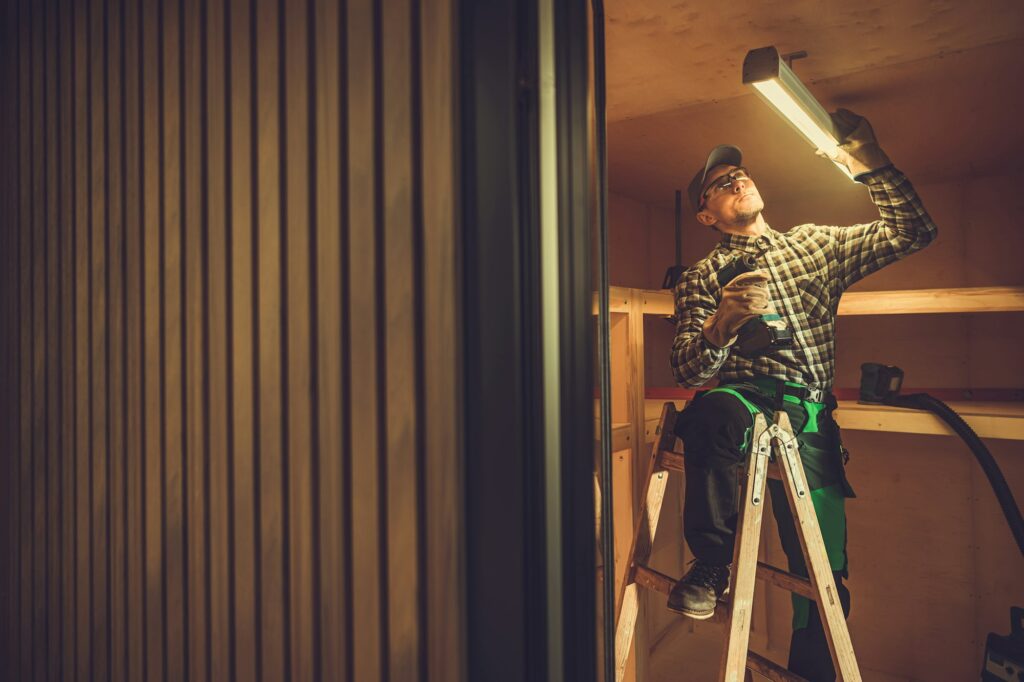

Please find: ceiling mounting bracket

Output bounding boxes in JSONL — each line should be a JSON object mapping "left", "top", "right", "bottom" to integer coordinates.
{"left": 781, "top": 50, "right": 808, "bottom": 69}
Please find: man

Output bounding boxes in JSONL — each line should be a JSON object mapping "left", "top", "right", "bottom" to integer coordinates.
{"left": 667, "top": 109, "right": 937, "bottom": 681}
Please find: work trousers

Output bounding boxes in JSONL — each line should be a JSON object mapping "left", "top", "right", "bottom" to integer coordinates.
{"left": 674, "top": 381, "right": 856, "bottom": 682}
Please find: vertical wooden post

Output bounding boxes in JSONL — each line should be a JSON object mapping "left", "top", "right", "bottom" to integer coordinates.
{"left": 772, "top": 412, "right": 862, "bottom": 682}
{"left": 625, "top": 290, "right": 648, "bottom": 681}
{"left": 719, "top": 415, "right": 771, "bottom": 682}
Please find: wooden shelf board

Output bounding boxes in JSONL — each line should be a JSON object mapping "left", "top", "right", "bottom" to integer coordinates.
{"left": 641, "top": 398, "right": 1024, "bottom": 442}
{"left": 593, "top": 286, "right": 631, "bottom": 314}
{"left": 837, "top": 286, "right": 1024, "bottom": 315}
{"left": 834, "top": 400, "right": 1024, "bottom": 440}
{"left": 637, "top": 286, "right": 1024, "bottom": 317}
{"left": 640, "top": 290, "right": 674, "bottom": 316}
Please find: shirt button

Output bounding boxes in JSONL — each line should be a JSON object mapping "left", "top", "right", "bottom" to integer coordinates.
{"left": 755, "top": 236, "right": 770, "bottom": 248}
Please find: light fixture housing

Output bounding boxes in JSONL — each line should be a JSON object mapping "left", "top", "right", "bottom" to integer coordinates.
{"left": 742, "top": 46, "right": 853, "bottom": 178}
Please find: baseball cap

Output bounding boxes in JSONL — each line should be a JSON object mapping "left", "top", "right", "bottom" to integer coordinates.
{"left": 687, "top": 144, "right": 743, "bottom": 214}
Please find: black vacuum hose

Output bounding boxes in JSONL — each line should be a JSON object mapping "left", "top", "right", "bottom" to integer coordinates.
{"left": 888, "top": 393, "right": 1024, "bottom": 558}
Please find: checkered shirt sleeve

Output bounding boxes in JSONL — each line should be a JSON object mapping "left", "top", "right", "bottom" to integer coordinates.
{"left": 815, "top": 167, "right": 938, "bottom": 289}
{"left": 670, "top": 265, "right": 731, "bottom": 388}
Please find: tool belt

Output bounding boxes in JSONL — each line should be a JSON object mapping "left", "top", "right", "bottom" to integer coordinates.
{"left": 739, "top": 375, "right": 831, "bottom": 407}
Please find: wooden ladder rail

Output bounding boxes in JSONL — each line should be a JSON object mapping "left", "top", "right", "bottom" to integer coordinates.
{"left": 612, "top": 403, "right": 863, "bottom": 682}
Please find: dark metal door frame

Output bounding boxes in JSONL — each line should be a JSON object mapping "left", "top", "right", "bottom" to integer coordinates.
{"left": 459, "top": 0, "right": 599, "bottom": 679}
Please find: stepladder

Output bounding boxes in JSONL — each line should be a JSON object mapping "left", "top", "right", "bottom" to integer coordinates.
{"left": 613, "top": 402, "right": 862, "bottom": 682}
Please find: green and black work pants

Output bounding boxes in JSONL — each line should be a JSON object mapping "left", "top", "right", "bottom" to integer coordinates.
{"left": 674, "top": 377, "right": 856, "bottom": 682}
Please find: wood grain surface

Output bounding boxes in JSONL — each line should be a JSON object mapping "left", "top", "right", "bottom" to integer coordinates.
{"left": 0, "top": 1, "right": 461, "bottom": 680}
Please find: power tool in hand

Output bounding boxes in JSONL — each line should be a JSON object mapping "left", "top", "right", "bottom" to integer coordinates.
{"left": 715, "top": 254, "right": 793, "bottom": 357}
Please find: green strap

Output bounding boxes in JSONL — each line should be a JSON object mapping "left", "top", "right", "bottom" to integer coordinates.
{"left": 704, "top": 386, "right": 761, "bottom": 417}
{"left": 802, "top": 400, "right": 825, "bottom": 434}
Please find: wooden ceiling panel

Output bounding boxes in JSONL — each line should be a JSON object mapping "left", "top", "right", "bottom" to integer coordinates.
{"left": 608, "top": 39, "right": 1024, "bottom": 208}
{"left": 606, "top": 0, "right": 1024, "bottom": 122}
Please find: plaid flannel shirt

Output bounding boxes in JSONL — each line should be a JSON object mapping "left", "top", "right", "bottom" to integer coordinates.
{"left": 671, "top": 166, "right": 938, "bottom": 391}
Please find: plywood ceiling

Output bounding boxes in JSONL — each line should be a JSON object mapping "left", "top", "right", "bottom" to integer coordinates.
{"left": 605, "top": 0, "right": 1024, "bottom": 208}
{"left": 606, "top": 0, "right": 1024, "bottom": 122}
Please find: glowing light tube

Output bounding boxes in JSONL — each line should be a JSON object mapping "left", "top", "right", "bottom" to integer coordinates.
{"left": 743, "top": 47, "right": 854, "bottom": 179}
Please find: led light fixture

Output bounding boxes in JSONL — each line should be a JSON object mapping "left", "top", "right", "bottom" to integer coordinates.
{"left": 742, "top": 46, "right": 853, "bottom": 179}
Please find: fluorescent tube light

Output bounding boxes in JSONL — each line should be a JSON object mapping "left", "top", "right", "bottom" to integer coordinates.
{"left": 743, "top": 46, "right": 853, "bottom": 179}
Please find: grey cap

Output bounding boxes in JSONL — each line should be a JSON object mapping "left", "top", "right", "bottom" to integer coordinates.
{"left": 687, "top": 144, "right": 743, "bottom": 214}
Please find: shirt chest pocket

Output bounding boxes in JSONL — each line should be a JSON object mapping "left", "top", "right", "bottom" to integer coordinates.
{"left": 796, "top": 275, "right": 832, "bottom": 321}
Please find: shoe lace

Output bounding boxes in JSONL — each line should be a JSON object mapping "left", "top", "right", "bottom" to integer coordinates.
{"left": 687, "top": 560, "right": 727, "bottom": 589}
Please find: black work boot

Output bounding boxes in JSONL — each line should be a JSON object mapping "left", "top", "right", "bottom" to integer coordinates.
{"left": 666, "top": 560, "right": 731, "bottom": 620}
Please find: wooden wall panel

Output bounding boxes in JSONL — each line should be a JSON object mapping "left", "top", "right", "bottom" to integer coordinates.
{"left": 140, "top": 0, "right": 166, "bottom": 678}
{"left": 346, "top": 0, "right": 384, "bottom": 678}
{"left": 1, "top": 0, "right": 13, "bottom": 670}
{"left": 58, "top": 0, "right": 77, "bottom": 678}
{"left": 225, "top": 0, "right": 257, "bottom": 679}
{"left": 282, "top": 2, "right": 314, "bottom": 680}
{"left": 122, "top": 0, "right": 146, "bottom": 678}
{"left": 161, "top": 1, "right": 188, "bottom": 678}
{"left": 73, "top": 1, "right": 93, "bottom": 677}
{"left": 0, "top": 1, "right": 463, "bottom": 681}
{"left": 20, "top": 1, "right": 35, "bottom": 676}
{"left": 312, "top": 1, "right": 346, "bottom": 680}
{"left": 204, "top": 1, "right": 231, "bottom": 680}
{"left": 107, "top": 0, "right": 127, "bottom": 677}
{"left": 45, "top": 0, "right": 63, "bottom": 678}
{"left": 183, "top": 0, "right": 207, "bottom": 678}
{"left": 31, "top": 0, "right": 46, "bottom": 673}
{"left": 420, "top": 0, "right": 460, "bottom": 676}
{"left": 381, "top": 0, "right": 419, "bottom": 678}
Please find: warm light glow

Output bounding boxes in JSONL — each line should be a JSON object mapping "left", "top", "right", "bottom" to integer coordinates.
{"left": 752, "top": 79, "right": 854, "bottom": 179}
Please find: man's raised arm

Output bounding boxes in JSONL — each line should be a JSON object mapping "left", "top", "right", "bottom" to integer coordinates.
{"left": 817, "top": 109, "right": 938, "bottom": 289}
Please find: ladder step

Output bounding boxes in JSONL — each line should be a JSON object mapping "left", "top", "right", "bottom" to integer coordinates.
{"left": 634, "top": 564, "right": 733, "bottom": 625}
{"left": 634, "top": 563, "right": 811, "bottom": 604}
{"left": 634, "top": 564, "right": 675, "bottom": 596}
{"left": 746, "top": 650, "right": 808, "bottom": 681}
{"left": 756, "top": 561, "right": 814, "bottom": 601}
{"left": 656, "top": 448, "right": 685, "bottom": 473}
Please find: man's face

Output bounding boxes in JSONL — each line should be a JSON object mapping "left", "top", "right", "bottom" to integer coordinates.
{"left": 697, "top": 164, "right": 765, "bottom": 229}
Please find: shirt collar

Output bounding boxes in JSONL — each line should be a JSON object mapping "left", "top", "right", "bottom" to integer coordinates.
{"left": 718, "top": 225, "right": 777, "bottom": 253}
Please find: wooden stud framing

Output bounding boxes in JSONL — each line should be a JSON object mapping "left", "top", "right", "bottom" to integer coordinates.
{"left": 639, "top": 286, "right": 1024, "bottom": 317}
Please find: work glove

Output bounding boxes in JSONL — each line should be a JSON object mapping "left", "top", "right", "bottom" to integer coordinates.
{"left": 702, "top": 270, "right": 773, "bottom": 349}
{"left": 820, "top": 108, "right": 892, "bottom": 177}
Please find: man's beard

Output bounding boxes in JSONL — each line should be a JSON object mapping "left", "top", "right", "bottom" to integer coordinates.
{"left": 725, "top": 199, "right": 764, "bottom": 227}
{"left": 724, "top": 193, "right": 765, "bottom": 228}
{"left": 731, "top": 207, "right": 761, "bottom": 224}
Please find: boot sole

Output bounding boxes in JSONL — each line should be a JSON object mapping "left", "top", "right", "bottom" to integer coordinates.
{"left": 665, "top": 588, "right": 730, "bottom": 621}
{"left": 666, "top": 603, "right": 716, "bottom": 620}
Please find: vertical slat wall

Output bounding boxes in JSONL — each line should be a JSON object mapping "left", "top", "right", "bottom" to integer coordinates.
{"left": 0, "top": 0, "right": 464, "bottom": 681}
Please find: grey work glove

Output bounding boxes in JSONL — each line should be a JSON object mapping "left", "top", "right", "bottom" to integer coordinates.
{"left": 702, "top": 270, "right": 773, "bottom": 349}
{"left": 821, "top": 108, "right": 892, "bottom": 177}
